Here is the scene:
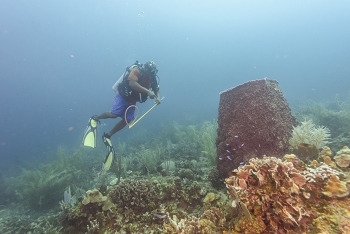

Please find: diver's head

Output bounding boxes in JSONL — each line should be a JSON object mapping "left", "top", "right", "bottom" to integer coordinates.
{"left": 144, "top": 61, "right": 158, "bottom": 76}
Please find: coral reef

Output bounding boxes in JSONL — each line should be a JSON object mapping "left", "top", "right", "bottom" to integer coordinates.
{"left": 216, "top": 78, "right": 296, "bottom": 177}
{"left": 162, "top": 206, "right": 226, "bottom": 234}
{"left": 225, "top": 155, "right": 350, "bottom": 233}
{"left": 334, "top": 146, "right": 350, "bottom": 168}
{"left": 108, "top": 179, "right": 158, "bottom": 214}
{"left": 0, "top": 202, "right": 63, "bottom": 234}
{"left": 2, "top": 119, "right": 349, "bottom": 233}
{"left": 62, "top": 176, "right": 212, "bottom": 233}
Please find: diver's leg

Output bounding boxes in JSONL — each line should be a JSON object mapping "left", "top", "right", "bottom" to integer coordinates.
{"left": 99, "top": 95, "right": 122, "bottom": 120}
{"left": 96, "top": 112, "right": 117, "bottom": 120}
{"left": 108, "top": 119, "right": 127, "bottom": 137}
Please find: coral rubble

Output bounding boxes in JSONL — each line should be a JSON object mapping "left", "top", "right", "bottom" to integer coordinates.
{"left": 216, "top": 78, "right": 296, "bottom": 177}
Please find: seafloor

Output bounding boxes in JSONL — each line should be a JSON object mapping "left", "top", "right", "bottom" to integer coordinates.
{"left": 1, "top": 99, "right": 350, "bottom": 234}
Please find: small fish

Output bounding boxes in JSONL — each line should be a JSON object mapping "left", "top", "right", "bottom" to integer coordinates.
{"left": 234, "top": 135, "right": 239, "bottom": 138}
{"left": 153, "top": 212, "right": 167, "bottom": 219}
{"left": 226, "top": 150, "right": 231, "bottom": 153}
{"left": 299, "top": 143, "right": 314, "bottom": 149}
{"left": 239, "top": 162, "right": 245, "bottom": 166}
{"left": 226, "top": 143, "right": 230, "bottom": 146}
{"left": 218, "top": 157, "right": 223, "bottom": 160}
{"left": 227, "top": 156, "right": 232, "bottom": 160}
{"left": 241, "top": 143, "right": 244, "bottom": 147}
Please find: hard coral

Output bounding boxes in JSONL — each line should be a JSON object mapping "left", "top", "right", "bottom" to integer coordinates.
{"left": 334, "top": 146, "right": 350, "bottom": 168}
{"left": 82, "top": 189, "right": 114, "bottom": 211}
{"left": 82, "top": 189, "right": 106, "bottom": 204}
{"left": 225, "top": 155, "right": 346, "bottom": 233}
{"left": 322, "top": 175, "right": 349, "bottom": 198}
{"left": 108, "top": 179, "right": 158, "bottom": 214}
{"left": 319, "top": 146, "right": 333, "bottom": 159}
{"left": 216, "top": 79, "right": 296, "bottom": 177}
{"left": 163, "top": 207, "right": 225, "bottom": 234}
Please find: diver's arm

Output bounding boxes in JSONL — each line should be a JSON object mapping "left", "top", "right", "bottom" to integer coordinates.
{"left": 129, "top": 80, "right": 156, "bottom": 98}
{"left": 151, "top": 81, "right": 161, "bottom": 104}
{"left": 154, "top": 89, "right": 161, "bottom": 104}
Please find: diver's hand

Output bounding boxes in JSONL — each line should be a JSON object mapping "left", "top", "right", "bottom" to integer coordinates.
{"left": 155, "top": 96, "right": 161, "bottom": 105}
{"left": 147, "top": 90, "right": 156, "bottom": 99}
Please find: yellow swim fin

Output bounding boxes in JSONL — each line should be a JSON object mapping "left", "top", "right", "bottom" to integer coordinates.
{"left": 103, "top": 148, "right": 114, "bottom": 172}
{"left": 102, "top": 133, "right": 115, "bottom": 172}
{"left": 82, "top": 117, "right": 98, "bottom": 148}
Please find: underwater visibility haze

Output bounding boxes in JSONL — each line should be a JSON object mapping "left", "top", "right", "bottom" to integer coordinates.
{"left": 0, "top": 0, "right": 350, "bottom": 233}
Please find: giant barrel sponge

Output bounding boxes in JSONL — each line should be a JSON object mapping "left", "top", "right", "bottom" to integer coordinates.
{"left": 216, "top": 78, "right": 297, "bottom": 177}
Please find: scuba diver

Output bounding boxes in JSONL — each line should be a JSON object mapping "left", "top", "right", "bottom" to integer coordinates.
{"left": 82, "top": 60, "right": 161, "bottom": 170}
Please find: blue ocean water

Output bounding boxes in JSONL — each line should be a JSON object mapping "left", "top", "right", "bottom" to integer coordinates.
{"left": 0, "top": 0, "right": 349, "bottom": 174}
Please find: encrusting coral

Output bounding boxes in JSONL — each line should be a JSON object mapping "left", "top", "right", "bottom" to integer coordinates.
{"left": 334, "top": 146, "right": 350, "bottom": 168}
{"left": 225, "top": 155, "right": 350, "bottom": 233}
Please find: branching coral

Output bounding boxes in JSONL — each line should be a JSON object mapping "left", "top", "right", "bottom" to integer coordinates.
{"left": 225, "top": 156, "right": 347, "bottom": 233}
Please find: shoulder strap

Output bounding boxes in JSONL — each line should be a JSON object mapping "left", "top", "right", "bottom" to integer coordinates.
{"left": 124, "top": 61, "right": 143, "bottom": 80}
